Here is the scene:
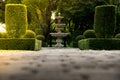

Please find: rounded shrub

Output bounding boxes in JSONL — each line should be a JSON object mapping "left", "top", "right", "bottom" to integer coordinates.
{"left": 94, "top": 5, "right": 116, "bottom": 38}
{"left": 35, "top": 28, "right": 43, "bottom": 35}
{"left": 5, "top": 4, "right": 28, "bottom": 38}
{"left": 0, "top": 32, "right": 8, "bottom": 38}
{"left": 23, "top": 30, "right": 36, "bottom": 38}
{"left": 36, "top": 35, "right": 45, "bottom": 41}
{"left": 83, "top": 29, "right": 96, "bottom": 38}
{"left": 115, "top": 33, "right": 120, "bottom": 38}
{"left": 76, "top": 35, "right": 85, "bottom": 41}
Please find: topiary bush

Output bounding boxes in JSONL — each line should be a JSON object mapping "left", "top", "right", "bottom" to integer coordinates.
{"left": 94, "top": 5, "right": 116, "bottom": 38}
{"left": 83, "top": 29, "right": 96, "bottom": 38}
{"left": 23, "top": 30, "right": 36, "bottom": 38}
{"left": 5, "top": 4, "right": 28, "bottom": 38}
{"left": 0, "top": 32, "right": 8, "bottom": 38}
{"left": 115, "top": 33, "right": 120, "bottom": 38}
{"left": 36, "top": 35, "right": 45, "bottom": 41}
{"left": 76, "top": 35, "right": 85, "bottom": 41}
{"left": 73, "top": 35, "right": 85, "bottom": 48}
{"left": 35, "top": 28, "right": 43, "bottom": 35}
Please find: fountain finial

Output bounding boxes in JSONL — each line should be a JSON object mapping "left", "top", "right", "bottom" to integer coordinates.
{"left": 58, "top": 12, "right": 61, "bottom": 16}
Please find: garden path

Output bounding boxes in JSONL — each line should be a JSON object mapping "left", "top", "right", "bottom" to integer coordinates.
{"left": 0, "top": 48, "right": 120, "bottom": 80}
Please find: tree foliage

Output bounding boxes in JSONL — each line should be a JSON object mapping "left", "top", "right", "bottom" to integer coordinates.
{"left": 6, "top": 0, "right": 22, "bottom": 3}
{"left": 0, "top": 1, "right": 5, "bottom": 23}
{"left": 22, "top": 0, "right": 59, "bottom": 46}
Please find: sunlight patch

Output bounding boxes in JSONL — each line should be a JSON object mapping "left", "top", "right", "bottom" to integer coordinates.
{"left": 0, "top": 23, "right": 6, "bottom": 32}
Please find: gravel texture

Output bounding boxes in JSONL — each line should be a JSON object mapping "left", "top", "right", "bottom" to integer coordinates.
{"left": 0, "top": 48, "right": 120, "bottom": 80}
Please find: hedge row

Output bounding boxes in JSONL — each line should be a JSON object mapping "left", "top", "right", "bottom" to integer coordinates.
{"left": 78, "top": 38, "right": 120, "bottom": 50}
{"left": 0, "top": 38, "right": 41, "bottom": 50}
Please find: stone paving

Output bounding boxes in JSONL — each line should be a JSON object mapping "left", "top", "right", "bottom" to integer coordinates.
{"left": 0, "top": 48, "right": 120, "bottom": 80}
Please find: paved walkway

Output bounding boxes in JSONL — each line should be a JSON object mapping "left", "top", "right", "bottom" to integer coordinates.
{"left": 0, "top": 48, "right": 120, "bottom": 80}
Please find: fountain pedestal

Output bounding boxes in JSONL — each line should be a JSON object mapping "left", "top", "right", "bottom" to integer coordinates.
{"left": 50, "top": 13, "right": 69, "bottom": 48}
{"left": 50, "top": 33, "right": 69, "bottom": 48}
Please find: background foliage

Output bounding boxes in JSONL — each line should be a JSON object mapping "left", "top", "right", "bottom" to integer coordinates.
{"left": 0, "top": 0, "right": 120, "bottom": 47}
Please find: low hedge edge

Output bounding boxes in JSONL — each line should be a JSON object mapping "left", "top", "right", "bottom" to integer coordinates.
{"left": 78, "top": 38, "right": 120, "bottom": 50}
{"left": 0, "top": 38, "right": 41, "bottom": 50}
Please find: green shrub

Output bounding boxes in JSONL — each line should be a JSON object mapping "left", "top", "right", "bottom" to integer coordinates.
{"left": 115, "top": 33, "right": 120, "bottom": 38}
{"left": 78, "top": 38, "right": 120, "bottom": 50}
{"left": 35, "top": 28, "right": 43, "bottom": 35}
{"left": 23, "top": 30, "right": 36, "bottom": 38}
{"left": 70, "top": 35, "right": 85, "bottom": 48}
{"left": 36, "top": 35, "right": 45, "bottom": 41}
{"left": 5, "top": 4, "right": 28, "bottom": 38}
{"left": 7, "top": 0, "right": 21, "bottom": 3}
{"left": 76, "top": 35, "right": 85, "bottom": 41}
{"left": 78, "top": 39, "right": 89, "bottom": 50}
{"left": 83, "top": 29, "right": 96, "bottom": 38}
{"left": 94, "top": 5, "right": 116, "bottom": 38}
{"left": 35, "top": 39, "right": 42, "bottom": 50}
{"left": 0, "top": 38, "right": 41, "bottom": 50}
{"left": 0, "top": 32, "right": 8, "bottom": 38}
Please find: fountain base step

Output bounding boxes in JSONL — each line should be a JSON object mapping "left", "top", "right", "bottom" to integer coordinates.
{"left": 55, "top": 43, "right": 64, "bottom": 48}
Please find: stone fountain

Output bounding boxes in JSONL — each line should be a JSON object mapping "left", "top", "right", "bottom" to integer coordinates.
{"left": 50, "top": 13, "right": 69, "bottom": 48}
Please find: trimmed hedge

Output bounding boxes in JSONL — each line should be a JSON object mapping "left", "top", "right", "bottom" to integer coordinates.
{"left": 115, "top": 33, "right": 120, "bottom": 38}
{"left": 0, "top": 32, "right": 8, "bottom": 38}
{"left": 83, "top": 29, "right": 96, "bottom": 38}
{"left": 0, "top": 38, "right": 41, "bottom": 50}
{"left": 35, "top": 39, "right": 42, "bottom": 50}
{"left": 78, "top": 38, "right": 120, "bottom": 50}
{"left": 5, "top": 4, "right": 28, "bottom": 38}
{"left": 94, "top": 5, "right": 116, "bottom": 38}
{"left": 35, "top": 28, "right": 43, "bottom": 35}
{"left": 36, "top": 35, "right": 45, "bottom": 41}
{"left": 23, "top": 30, "right": 36, "bottom": 38}
{"left": 76, "top": 35, "right": 85, "bottom": 41}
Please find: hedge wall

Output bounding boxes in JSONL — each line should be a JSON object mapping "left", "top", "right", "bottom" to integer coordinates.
{"left": 5, "top": 4, "right": 28, "bottom": 38}
{"left": 78, "top": 38, "right": 120, "bottom": 50}
{"left": 94, "top": 5, "right": 116, "bottom": 38}
{"left": 0, "top": 38, "right": 41, "bottom": 50}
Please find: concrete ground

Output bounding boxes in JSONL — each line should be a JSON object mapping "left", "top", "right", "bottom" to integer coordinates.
{"left": 0, "top": 48, "right": 120, "bottom": 80}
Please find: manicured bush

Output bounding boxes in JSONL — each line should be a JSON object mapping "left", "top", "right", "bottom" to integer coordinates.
{"left": 78, "top": 39, "right": 89, "bottom": 50}
{"left": 76, "top": 35, "right": 85, "bottom": 41}
{"left": 0, "top": 32, "right": 8, "bottom": 38}
{"left": 0, "top": 38, "right": 41, "bottom": 50}
{"left": 94, "top": 5, "right": 116, "bottom": 38}
{"left": 70, "top": 35, "right": 85, "bottom": 48}
{"left": 115, "top": 33, "right": 120, "bottom": 38}
{"left": 35, "top": 39, "right": 42, "bottom": 50}
{"left": 78, "top": 38, "right": 120, "bottom": 50}
{"left": 23, "top": 30, "right": 36, "bottom": 38}
{"left": 7, "top": 0, "right": 21, "bottom": 4}
{"left": 36, "top": 35, "right": 45, "bottom": 41}
{"left": 35, "top": 28, "right": 43, "bottom": 35}
{"left": 5, "top": 4, "right": 28, "bottom": 38}
{"left": 83, "top": 29, "right": 96, "bottom": 38}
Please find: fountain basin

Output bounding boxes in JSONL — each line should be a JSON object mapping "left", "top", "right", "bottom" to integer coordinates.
{"left": 55, "top": 24, "right": 65, "bottom": 28}
{"left": 50, "top": 33, "right": 69, "bottom": 37}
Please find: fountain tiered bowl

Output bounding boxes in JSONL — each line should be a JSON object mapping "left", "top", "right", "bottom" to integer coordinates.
{"left": 50, "top": 13, "right": 69, "bottom": 48}
{"left": 50, "top": 33, "right": 69, "bottom": 37}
